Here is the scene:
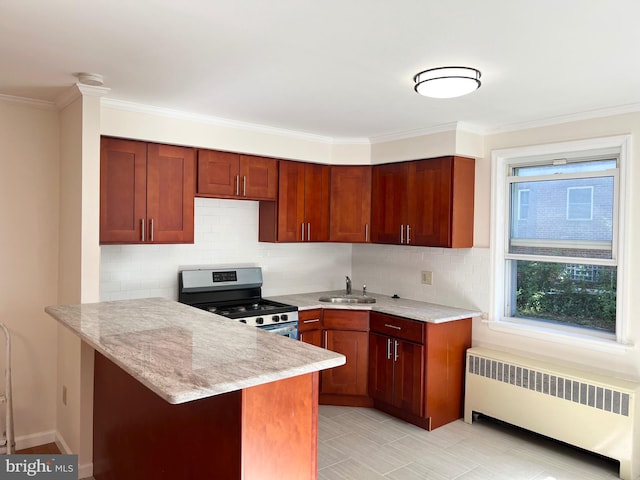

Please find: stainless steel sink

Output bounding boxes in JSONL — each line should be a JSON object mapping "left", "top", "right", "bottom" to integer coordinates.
{"left": 318, "top": 294, "right": 376, "bottom": 304}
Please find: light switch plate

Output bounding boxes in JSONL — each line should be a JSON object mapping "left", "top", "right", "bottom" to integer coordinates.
{"left": 421, "top": 270, "right": 433, "bottom": 285}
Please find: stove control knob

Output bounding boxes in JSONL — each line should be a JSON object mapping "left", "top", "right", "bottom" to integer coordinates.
{"left": 255, "top": 317, "right": 264, "bottom": 325}
{"left": 239, "top": 319, "right": 247, "bottom": 324}
{"left": 272, "top": 315, "right": 280, "bottom": 322}
{"left": 281, "top": 314, "right": 288, "bottom": 321}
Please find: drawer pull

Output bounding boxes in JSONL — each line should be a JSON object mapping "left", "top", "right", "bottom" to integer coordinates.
{"left": 303, "top": 319, "right": 320, "bottom": 324}
{"left": 384, "top": 323, "right": 402, "bottom": 330}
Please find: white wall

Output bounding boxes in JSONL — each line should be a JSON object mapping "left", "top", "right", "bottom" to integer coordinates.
{"left": 101, "top": 198, "right": 352, "bottom": 301}
{"left": 0, "top": 98, "right": 59, "bottom": 447}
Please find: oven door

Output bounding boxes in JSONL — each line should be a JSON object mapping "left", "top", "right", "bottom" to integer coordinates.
{"left": 259, "top": 322, "right": 298, "bottom": 340}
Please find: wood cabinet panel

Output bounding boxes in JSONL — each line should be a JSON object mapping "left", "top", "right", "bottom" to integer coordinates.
{"left": 370, "top": 313, "right": 424, "bottom": 344}
{"left": 322, "top": 330, "right": 369, "bottom": 396}
{"left": 368, "top": 333, "right": 394, "bottom": 405}
{"left": 146, "top": 143, "right": 195, "bottom": 243}
{"left": 197, "top": 150, "right": 278, "bottom": 200}
{"left": 260, "top": 160, "right": 329, "bottom": 242}
{"left": 197, "top": 149, "right": 239, "bottom": 197}
{"left": 393, "top": 339, "right": 424, "bottom": 417}
{"left": 298, "top": 309, "right": 323, "bottom": 333}
{"left": 371, "top": 162, "right": 408, "bottom": 244}
{"left": 100, "top": 137, "right": 195, "bottom": 244}
{"left": 100, "top": 138, "right": 148, "bottom": 243}
{"left": 371, "top": 156, "right": 474, "bottom": 247}
{"left": 323, "top": 309, "right": 369, "bottom": 331}
{"left": 329, "top": 166, "right": 372, "bottom": 242}
{"left": 239, "top": 155, "right": 278, "bottom": 200}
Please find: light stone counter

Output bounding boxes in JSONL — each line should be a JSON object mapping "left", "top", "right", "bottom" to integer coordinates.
{"left": 267, "top": 290, "right": 481, "bottom": 323}
{"left": 45, "top": 297, "right": 345, "bottom": 404}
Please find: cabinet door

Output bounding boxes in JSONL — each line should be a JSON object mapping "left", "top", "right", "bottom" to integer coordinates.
{"left": 100, "top": 138, "right": 148, "bottom": 244}
{"left": 239, "top": 155, "right": 278, "bottom": 200}
{"left": 303, "top": 163, "right": 330, "bottom": 241}
{"left": 368, "top": 333, "right": 394, "bottom": 405}
{"left": 197, "top": 149, "right": 240, "bottom": 197}
{"left": 329, "top": 166, "right": 372, "bottom": 242}
{"left": 276, "top": 161, "right": 306, "bottom": 242}
{"left": 371, "top": 162, "right": 408, "bottom": 244}
{"left": 299, "top": 329, "right": 323, "bottom": 348}
{"left": 393, "top": 339, "right": 424, "bottom": 416}
{"left": 408, "top": 156, "right": 475, "bottom": 248}
{"left": 322, "top": 330, "right": 369, "bottom": 396}
{"left": 146, "top": 143, "right": 195, "bottom": 243}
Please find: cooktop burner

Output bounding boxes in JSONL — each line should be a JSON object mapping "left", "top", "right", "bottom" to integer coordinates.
{"left": 205, "top": 300, "right": 291, "bottom": 318}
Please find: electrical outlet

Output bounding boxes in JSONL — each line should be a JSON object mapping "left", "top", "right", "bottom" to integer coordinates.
{"left": 421, "top": 271, "right": 433, "bottom": 285}
{"left": 62, "top": 385, "right": 67, "bottom": 406}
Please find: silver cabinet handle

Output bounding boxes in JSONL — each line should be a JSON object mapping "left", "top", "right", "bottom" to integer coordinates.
{"left": 400, "top": 225, "right": 404, "bottom": 244}
{"left": 394, "top": 340, "right": 399, "bottom": 362}
{"left": 235, "top": 175, "right": 240, "bottom": 196}
{"left": 365, "top": 223, "right": 369, "bottom": 242}
{"left": 386, "top": 338, "right": 392, "bottom": 360}
{"left": 141, "top": 218, "right": 145, "bottom": 242}
{"left": 301, "top": 223, "right": 305, "bottom": 242}
{"left": 407, "top": 224, "right": 411, "bottom": 244}
{"left": 303, "top": 319, "right": 320, "bottom": 324}
{"left": 150, "top": 218, "right": 154, "bottom": 242}
{"left": 243, "top": 176, "right": 247, "bottom": 196}
{"left": 384, "top": 323, "right": 402, "bottom": 330}
{"left": 308, "top": 223, "right": 311, "bottom": 241}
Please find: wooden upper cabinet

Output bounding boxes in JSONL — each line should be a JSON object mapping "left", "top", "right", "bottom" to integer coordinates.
{"left": 371, "top": 156, "right": 474, "bottom": 248}
{"left": 239, "top": 155, "right": 278, "bottom": 200}
{"left": 329, "top": 166, "right": 372, "bottom": 243}
{"left": 100, "top": 137, "right": 195, "bottom": 244}
{"left": 371, "top": 162, "right": 409, "bottom": 244}
{"left": 197, "top": 149, "right": 277, "bottom": 200}
{"left": 259, "top": 160, "right": 329, "bottom": 242}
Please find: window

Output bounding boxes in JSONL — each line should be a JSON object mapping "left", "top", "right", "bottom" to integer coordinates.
{"left": 490, "top": 136, "right": 629, "bottom": 347}
{"left": 517, "top": 189, "right": 530, "bottom": 220}
{"left": 567, "top": 186, "right": 593, "bottom": 220}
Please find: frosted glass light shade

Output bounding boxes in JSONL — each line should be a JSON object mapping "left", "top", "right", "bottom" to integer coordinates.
{"left": 414, "top": 67, "right": 481, "bottom": 98}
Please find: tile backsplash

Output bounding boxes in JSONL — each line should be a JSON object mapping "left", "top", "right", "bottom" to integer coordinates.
{"left": 100, "top": 197, "right": 353, "bottom": 301}
{"left": 100, "top": 197, "right": 489, "bottom": 313}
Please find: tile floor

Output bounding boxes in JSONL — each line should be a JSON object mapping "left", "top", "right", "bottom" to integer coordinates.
{"left": 318, "top": 405, "right": 620, "bottom": 480}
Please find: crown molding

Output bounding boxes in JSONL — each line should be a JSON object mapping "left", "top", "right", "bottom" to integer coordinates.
{"left": 101, "top": 97, "right": 353, "bottom": 145}
{"left": 0, "top": 94, "right": 56, "bottom": 110}
{"left": 487, "top": 102, "right": 640, "bottom": 135}
{"left": 55, "top": 83, "right": 111, "bottom": 110}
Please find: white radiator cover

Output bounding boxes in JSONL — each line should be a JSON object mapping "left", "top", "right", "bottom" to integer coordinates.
{"left": 465, "top": 347, "right": 640, "bottom": 480}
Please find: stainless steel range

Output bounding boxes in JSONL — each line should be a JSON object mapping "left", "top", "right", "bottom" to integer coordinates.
{"left": 178, "top": 267, "right": 299, "bottom": 339}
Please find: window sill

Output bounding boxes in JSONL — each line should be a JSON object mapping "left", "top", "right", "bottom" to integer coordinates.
{"left": 486, "top": 319, "right": 633, "bottom": 355}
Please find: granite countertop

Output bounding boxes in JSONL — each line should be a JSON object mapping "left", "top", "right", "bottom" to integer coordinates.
{"left": 45, "top": 298, "right": 345, "bottom": 404}
{"left": 267, "top": 290, "right": 481, "bottom": 323}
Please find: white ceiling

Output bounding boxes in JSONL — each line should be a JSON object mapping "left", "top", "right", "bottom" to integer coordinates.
{"left": 3, "top": 0, "right": 640, "bottom": 140}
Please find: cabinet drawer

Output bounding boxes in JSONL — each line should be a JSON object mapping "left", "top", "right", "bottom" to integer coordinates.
{"left": 298, "top": 309, "right": 323, "bottom": 332}
{"left": 370, "top": 312, "right": 424, "bottom": 344}
{"left": 323, "top": 310, "right": 369, "bottom": 331}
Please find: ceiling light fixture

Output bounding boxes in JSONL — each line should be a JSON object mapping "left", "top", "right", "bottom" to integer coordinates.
{"left": 75, "top": 72, "right": 104, "bottom": 87}
{"left": 413, "top": 66, "right": 481, "bottom": 99}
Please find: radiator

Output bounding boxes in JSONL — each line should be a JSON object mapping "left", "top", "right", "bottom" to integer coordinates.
{"left": 464, "top": 347, "right": 640, "bottom": 480}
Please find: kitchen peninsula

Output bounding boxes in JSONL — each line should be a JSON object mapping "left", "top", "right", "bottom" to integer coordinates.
{"left": 45, "top": 298, "right": 345, "bottom": 480}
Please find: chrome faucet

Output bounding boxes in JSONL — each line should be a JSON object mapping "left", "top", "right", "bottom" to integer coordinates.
{"left": 345, "top": 276, "right": 352, "bottom": 295}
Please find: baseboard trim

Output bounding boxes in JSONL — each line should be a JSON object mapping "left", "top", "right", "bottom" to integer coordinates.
{"left": 55, "top": 431, "right": 93, "bottom": 479}
{"left": 15, "top": 430, "right": 56, "bottom": 450}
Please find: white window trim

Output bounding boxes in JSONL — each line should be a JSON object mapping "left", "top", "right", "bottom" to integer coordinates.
{"left": 566, "top": 186, "right": 593, "bottom": 221}
{"left": 517, "top": 188, "right": 529, "bottom": 220}
{"left": 489, "top": 135, "right": 631, "bottom": 351}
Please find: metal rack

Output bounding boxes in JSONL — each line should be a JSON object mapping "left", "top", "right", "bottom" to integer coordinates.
{"left": 0, "top": 324, "right": 14, "bottom": 454}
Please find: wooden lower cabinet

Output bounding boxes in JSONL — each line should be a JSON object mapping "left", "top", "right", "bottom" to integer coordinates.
{"left": 369, "top": 312, "right": 471, "bottom": 430}
{"left": 369, "top": 333, "right": 424, "bottom": 417}
{"left": 298, "top": 309, "right": 323, "bottom": 348}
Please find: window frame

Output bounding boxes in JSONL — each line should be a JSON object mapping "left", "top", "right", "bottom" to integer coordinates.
{"left": 489, "top": 135, "right": 631, "bottom": 352}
